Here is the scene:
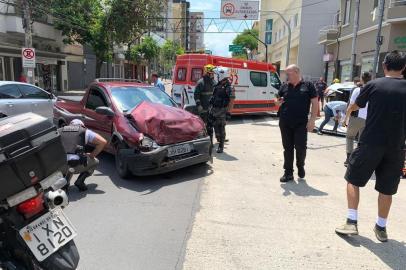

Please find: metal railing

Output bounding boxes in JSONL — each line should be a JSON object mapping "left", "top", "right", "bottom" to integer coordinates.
{"left": 390, "top": 0, "right": 406, "bottom": 7}
{"left": 94, "top": 78, "right": 144, "bottom": 83}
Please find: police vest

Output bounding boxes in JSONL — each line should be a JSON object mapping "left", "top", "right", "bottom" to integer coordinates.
{"left": 58, "top": 125, "right": 86, "bottom": 154}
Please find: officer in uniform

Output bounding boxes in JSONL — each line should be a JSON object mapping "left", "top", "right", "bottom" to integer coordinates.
{"left": 210, "top": 67, "right": 232, "bottom": 153}
{"left": 59, "top": 119, "right": 107, "bottom": 191}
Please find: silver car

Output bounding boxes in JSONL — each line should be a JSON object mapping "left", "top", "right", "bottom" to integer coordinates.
{"left": 0, "top": 81, "right": 55, "bottom": 119}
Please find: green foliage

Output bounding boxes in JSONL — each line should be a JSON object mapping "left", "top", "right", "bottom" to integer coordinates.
{"left": 232, "top": 29, "right": 259, "bottom": 54}
{"left": 162, "top": 40, "right": 184, "bottom": 62}
{"left": 133, "top": 36, "right": 160, "bottom": 61}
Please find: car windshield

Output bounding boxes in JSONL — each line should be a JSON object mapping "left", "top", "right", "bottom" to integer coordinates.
{"left": 111, "top": 86, "right": 177, "bottom": 112}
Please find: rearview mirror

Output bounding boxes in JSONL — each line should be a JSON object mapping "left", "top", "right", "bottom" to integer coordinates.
{"left": 183, "top": 104, "right": 197, "bottom": 114}
{"left": 95, "top": 106, "right": 115, "bottom": 117}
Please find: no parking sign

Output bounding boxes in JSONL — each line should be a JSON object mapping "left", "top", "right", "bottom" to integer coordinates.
{"left": 22, "top": 48, "right": 36, "bottom": 68}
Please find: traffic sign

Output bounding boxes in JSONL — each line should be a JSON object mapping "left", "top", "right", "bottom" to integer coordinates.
{"left": 22, "top": 48, "right": 36, "bottom": 68}
{"left": 229, "top": 45, "right": 244, "bottom": 52}
{"left": 221, "top": 0, "right": 259, "bottom": 20}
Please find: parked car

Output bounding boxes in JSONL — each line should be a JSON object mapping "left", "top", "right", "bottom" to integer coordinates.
{"left": 53, "top": 79, "right": 211, "bottom": 178}
{"left": 0, "top": 81, "right": 55, "bottom": 119}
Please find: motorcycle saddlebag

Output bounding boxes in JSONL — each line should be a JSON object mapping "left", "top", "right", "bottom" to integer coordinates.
{"left": 0, "top": 113, "right": 67, "bottom": 201}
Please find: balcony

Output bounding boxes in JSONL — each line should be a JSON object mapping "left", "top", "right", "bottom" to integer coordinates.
{"left": 387, "top": 0, "right": 406, "bottom": 21}
{"left": 318, "top": 25, "right": 339, "bottom": 44}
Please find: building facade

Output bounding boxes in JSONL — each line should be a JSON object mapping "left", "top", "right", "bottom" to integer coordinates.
{"left": 319, "top": 0, "right": 406, "bottom": 83}
{"left": 172, "top": 0, "right": 190, "bottom": 50}
{"left": 258, "top": 0, "right": 339, "bottom": 80}
{"left": 189, "top": 12, "right": 204, "bottom": 52}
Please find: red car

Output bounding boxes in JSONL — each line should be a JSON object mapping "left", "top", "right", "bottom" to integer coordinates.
{"left": 53, "top": 80, "right": 211, "bottom": 177}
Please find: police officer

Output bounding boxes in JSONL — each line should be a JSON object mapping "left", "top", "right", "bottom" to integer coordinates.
{"left": 194, "top": 64, "right": 215, "bottom": 127}
{"left": 59, "top": 119, "right": 107, "bottom": 191}
{"left": 210, "top": 67, "right": 232, "bottom": 153}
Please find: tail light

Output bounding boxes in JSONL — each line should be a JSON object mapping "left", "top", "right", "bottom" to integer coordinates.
{"left": 17, "top": 193, "right": 44, "bottom": 219}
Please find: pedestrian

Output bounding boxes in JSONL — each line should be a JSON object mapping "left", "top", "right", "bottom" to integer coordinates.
{"left": 151, "top": 73, "right": 165, "bottom": 92}
{"left": 317, "top": 101, "right": 347, "bottom": 135}
{"left": 314, "top": 77, "right": 328, "bottom": 109}
{"left": 335, "top": 51, "right": 406, "bottom": 242}
{"left": 277, "top": 64, "right": 318, "bottom": 182}
{"left": 59, "top": 119, "right": 107, "bottom": 191}
{"left": 343, "top": 71, "right": 372, "bottom": 166}
{"left": 194, "top": 64, "right": 215, "bottom": 142}
{"left": 210, "top": 67, "right": 232, "bottom": 153}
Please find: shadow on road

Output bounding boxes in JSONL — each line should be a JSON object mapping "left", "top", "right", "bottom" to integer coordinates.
{"left": 338, "top": 234, "right": 406, "bottom": 270}
{"left": 280, "top": 179, "right": 328, "bottom": 197}
{"left": 214, "top": 151, "right": 238, "bottom": 161}
{"left": 95, "top": 153, "right": 213, "bottom": 195}
{"left": 68, "top": 183, "right": 106, "bottom": 202}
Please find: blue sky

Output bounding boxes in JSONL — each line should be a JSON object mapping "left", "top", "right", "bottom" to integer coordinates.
{"left": 189, "top": 0, "right": 239, "bottom": 57}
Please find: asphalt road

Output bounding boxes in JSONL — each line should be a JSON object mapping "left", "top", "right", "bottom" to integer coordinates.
{"left": 64, "top": 153, "right": 212, "bottom": 270}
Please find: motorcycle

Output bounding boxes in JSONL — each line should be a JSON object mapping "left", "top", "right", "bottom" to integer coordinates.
{"left": 0, "top": 171, "right": 80, "bottom": 270}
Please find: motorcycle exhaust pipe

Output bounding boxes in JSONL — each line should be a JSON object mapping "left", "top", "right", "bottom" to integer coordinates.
{"left": 45, "top": 189, "right": 69, "bottom": 209}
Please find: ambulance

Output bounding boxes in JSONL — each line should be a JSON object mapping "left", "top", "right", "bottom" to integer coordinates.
{"left": 171, "top": 54, "right": 282, "bottom": 115}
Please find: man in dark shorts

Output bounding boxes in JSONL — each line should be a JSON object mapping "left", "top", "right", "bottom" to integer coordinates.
{"left": 277, "top": 65, "right": 318, "bottom": 182}
{"left": 335, "top": 51, "right": 406, "bottom": 242}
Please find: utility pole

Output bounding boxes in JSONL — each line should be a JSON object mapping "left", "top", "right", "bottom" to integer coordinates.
{"left": 372, "top": 0, "right": 386, "bottom": 78}
{"left": 349, "top": 0, "right": 360, "bottom": 81}
{"left": 21, "top": 0, "right": 34, "bottom": 84}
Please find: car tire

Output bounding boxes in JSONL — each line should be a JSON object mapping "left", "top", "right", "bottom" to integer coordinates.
{"left": 115, "top": 143, "right": 132, "bottom": 179}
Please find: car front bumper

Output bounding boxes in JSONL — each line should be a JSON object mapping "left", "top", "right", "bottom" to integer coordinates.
{"left": 120, "top": 137, "right": 211, "bottom": 176}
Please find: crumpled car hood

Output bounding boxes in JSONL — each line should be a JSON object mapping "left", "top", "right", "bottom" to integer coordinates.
{"left": 130, "top": 101, "right": 205, "bottom": 145}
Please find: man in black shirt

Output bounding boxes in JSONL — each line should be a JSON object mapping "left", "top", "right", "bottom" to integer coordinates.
{"left": 314, "top": 77, "right": 327, "bottom": 109}
{"left": 336, "top": 51, "right": 406, "bottom": 242}
{"left": 278, "top": 65, "right": 318, "bottom": 182}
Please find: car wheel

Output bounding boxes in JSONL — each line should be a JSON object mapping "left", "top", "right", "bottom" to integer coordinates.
{"left": 115, "top": 143, "right": 132, "bottom": 179}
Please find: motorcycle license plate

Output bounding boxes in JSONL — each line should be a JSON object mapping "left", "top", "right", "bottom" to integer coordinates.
{"left": 167, "top": 144, "right": 192, "bottom": 157}
{"left": 19, "top": 208, "right": 77, "bottom": 262}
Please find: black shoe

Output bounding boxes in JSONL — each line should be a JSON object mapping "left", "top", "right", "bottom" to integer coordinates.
{"left": 317, "top": 130, "right": 323, "bottom": 135}
{"left": 280, "top": 174, "right": 294, "bottom": 182}
{"left": 298, "top": 167, "right": 305, "bottom": 179}
{"left": 216, "top": 146, "right": 224, "bottom": 153}
{"left": 74, "top": 172, "right": 90, "bottom": 192}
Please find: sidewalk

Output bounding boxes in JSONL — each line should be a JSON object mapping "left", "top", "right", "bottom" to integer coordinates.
{"left": 182, "top": 117, "right": 406, "bottom": 270}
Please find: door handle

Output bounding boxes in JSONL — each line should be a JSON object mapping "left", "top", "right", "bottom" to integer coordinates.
{"left": 7, "top": 103, "right": 13, "bottom": 107}
{"left": 262, "top": 91, "right": 267, "bottom": 94}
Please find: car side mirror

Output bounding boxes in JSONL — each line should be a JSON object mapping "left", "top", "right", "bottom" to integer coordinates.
{"left": 183, "top": 104, "right": 197, "bottom": 114}
{"left": 95, "top": 106, "right": 115, "bottom": 117}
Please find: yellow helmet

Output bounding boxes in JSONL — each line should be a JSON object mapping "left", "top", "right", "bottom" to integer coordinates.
{"left": 204, "top": 64, "right": 215, "bottom": 73}
{"left": 333, "top": 78, "right": 340, "bottom": 83}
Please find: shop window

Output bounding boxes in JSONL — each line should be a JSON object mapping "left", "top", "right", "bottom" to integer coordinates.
{"left": 0, "top": 84, "right": 22, "bottom": 99}
{"left": 250, "top": 72, "right": 267, "bottom": 87}
{"left": 176, "top": 68, "right": 187, "bottom": 81}
{"left": 191, "top": 68, "right": 203, "bottom": 82}
{"left": 86, "top": 88, "right": 108, "bottom": 110}
{"left": 18, "top": 85, "right": 49, "bottom": 99}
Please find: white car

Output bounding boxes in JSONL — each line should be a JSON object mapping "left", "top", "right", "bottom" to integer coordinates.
{"left": 0, "top": 81, "right": 56, "bottom": 119}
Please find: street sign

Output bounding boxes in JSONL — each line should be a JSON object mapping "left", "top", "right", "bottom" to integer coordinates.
{"left": 22, "top": 48, "right": 36, "bottom": 68}
{"left": 220, "top": 0, "right": 259, "bottom": 20}
{"left": 229, "top": 45, "right": 244, "bottom": 52}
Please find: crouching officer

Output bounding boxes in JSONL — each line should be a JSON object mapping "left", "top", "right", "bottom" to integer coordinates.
{"left": 210, "top": 67, "right": 232, "bottom": 153}
{"left": 59, "top": 119, "right": 107, "bottom": 191}
{"left": 194, "top": 64, "right": 215, "bottom": 139}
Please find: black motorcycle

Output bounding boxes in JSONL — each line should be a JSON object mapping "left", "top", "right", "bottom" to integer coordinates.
{"left": 0, "top": 113, "right": 80, "bottom": 269}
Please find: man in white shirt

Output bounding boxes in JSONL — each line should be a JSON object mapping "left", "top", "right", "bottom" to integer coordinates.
{"left": 343, "top": 72, "right": 372, "bottom": 166}
{"left": 60, "top": 119, "right": 107, "bottom": 191}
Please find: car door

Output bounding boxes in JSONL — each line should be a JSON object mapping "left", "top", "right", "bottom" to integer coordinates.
{"left": 17, "top": 84, "right": 53, "bottom": 119}
{"left": 248, "top": 71, "right": 269, "bottom": 101}
{"left": 0, "top": 84, "right": 24, "bottom": 116}
{"left": 81, "top": 87, "right": 113, "bottom": 143}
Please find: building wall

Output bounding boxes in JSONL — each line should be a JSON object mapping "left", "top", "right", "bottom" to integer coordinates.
{"left": 189, "top": 12, "right": 204, "bottom": 51}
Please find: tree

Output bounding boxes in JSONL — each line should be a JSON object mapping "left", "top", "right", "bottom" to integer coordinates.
{"left": 130, "top": 37, "right": 160, "bottom": 78}
{"left": 50, "top": 0, "right": 111, "bottom": 77}
{"left": 161, "top": 40, "right": 184, "bottom": 77}
{"left": 232, "top": 29, "right": 259, "bottom": 59}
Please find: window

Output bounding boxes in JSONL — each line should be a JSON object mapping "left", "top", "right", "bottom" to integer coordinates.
{"left": 18, "top": 85, "right": 49, "bottom": 99}
{"left": 265, "top": 19, "right": 273, "bottom": 44}
{"left": 191, "top": 68, "right": 203, "bottom": 82}
{"left": 0, "top": 84, "right": 22, "bottom": 99}
{"left": 343, "top": 0, "right": 351, "bottom": 25}
{"left": 373, "top": 0, "right": 378, "bottom": 8}
{"left": 176, "top": 68, "right": 187, "bottom": 81}
{"left": 250, "top": 72, "right": 267, "bottom": 87}
{"left": 269, "top": 72, "right": 282, "bottom": 90}
{"left": 86, "top": 88, "right": 108, "bottom": 110}
{"left": 294, "top": 14, "right": 299, "bottom": 27}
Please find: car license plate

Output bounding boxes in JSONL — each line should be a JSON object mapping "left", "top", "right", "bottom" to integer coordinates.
{"left": 167, "top": 144, "right": 193, "bottom": 157}
{"left": 19, "top": 208, "right": 77, "bottom": 262}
